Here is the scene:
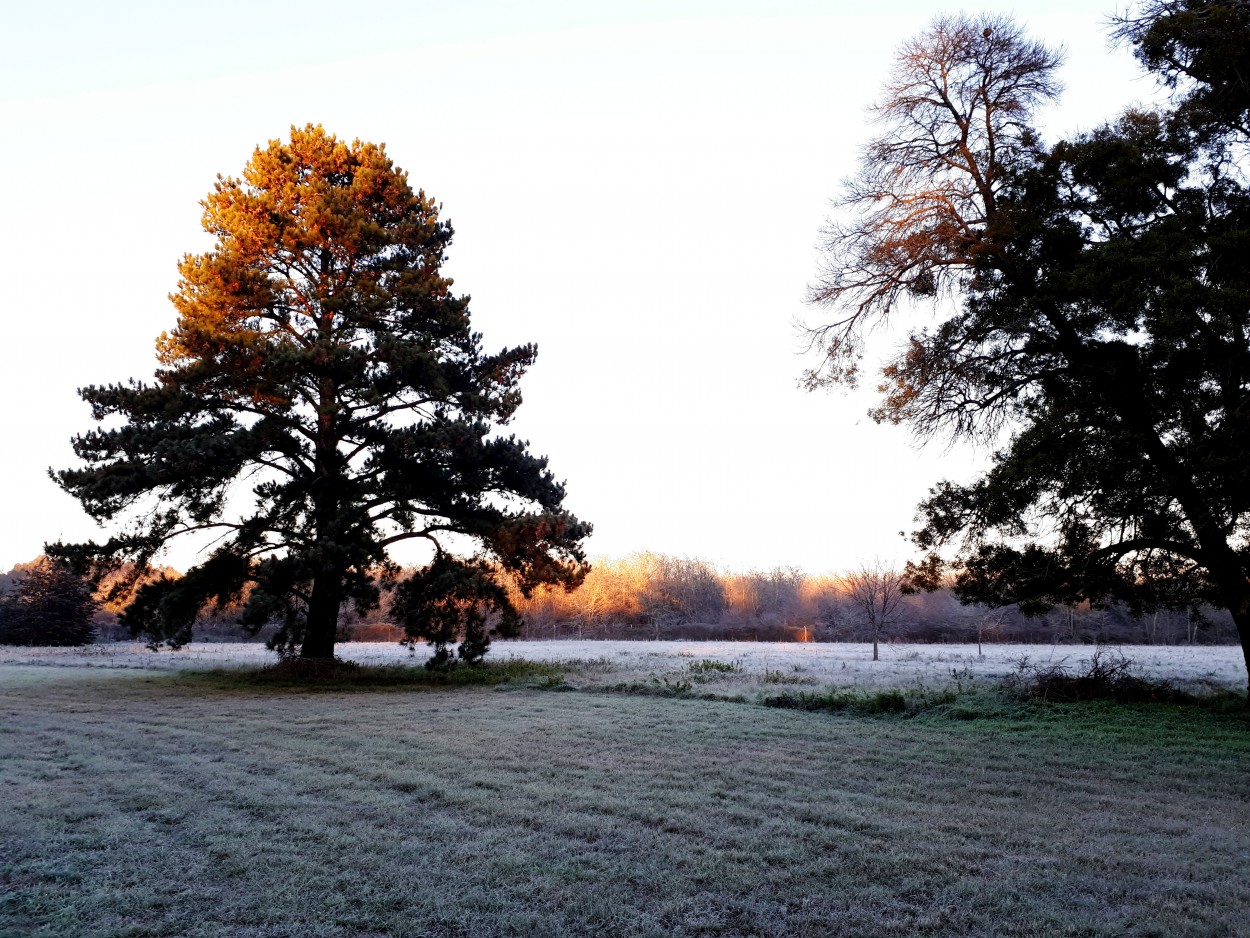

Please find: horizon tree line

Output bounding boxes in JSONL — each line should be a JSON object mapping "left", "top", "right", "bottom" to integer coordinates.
{"left": 2, "top": 552, "right": 1235, "bottom": 649}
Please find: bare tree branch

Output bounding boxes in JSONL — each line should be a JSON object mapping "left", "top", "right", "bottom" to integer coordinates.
{"left": 804, "top": 14, "right": 1063, "bottom": 389}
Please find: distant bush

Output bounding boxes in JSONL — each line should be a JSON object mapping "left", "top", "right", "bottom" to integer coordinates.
{"left": 687, "top": 658, "right": 742, "bottom": 676}
{"left": 1002, "top": 649, "right": 1192, "bottom": 704}
{"left": 0, "top": 558, "right": 99, "bottom": 647}
{"left": 761, "top": 668, "right": 815, "bottom": 685}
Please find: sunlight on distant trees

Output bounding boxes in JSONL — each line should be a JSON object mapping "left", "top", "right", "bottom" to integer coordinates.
{"left": 495, "top": 553, "right": 1235, "bottom": 647}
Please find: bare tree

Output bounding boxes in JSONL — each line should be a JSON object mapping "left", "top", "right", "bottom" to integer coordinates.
{"left": 635, "top": 554, "right": 725, "bottom": 638}
{"left": 839, "top": 561, "right": 907, "bottom": 661}
{"left": 974, "top": 608, "right": 1007, "bottom": 657}
{"left": 805, "top": 13, "right": 1063, "bottom": 389}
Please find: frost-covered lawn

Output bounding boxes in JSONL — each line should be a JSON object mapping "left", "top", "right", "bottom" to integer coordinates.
{"left": 3, "top": 664, "right": 1249, "bottom": 937}
{"left": 2, "top": 639, "right": 1244, "bottom": 690}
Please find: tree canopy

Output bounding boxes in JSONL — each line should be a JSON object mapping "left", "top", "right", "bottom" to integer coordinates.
{"left": 52, "top": 125, "right": 590, "bottom": 664}
{"left": 807, "top": 3, "right": 1250, "bottom": 689}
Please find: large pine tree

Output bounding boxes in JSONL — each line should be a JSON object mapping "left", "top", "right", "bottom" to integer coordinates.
{"left": 53, "top": 125, "right": 590, "bottom": 662}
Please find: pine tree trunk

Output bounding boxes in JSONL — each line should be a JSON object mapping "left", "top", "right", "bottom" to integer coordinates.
{"left": 1229, "top": 602, "right": 1250, "bottom": 701}
{"left": 303, "top": 356, "right": 342, "bottom": 662}
{"left": 301, "top": 569, "right": 342, "bottom": 660}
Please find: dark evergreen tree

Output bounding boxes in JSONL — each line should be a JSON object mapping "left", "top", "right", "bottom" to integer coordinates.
{"left": 808, "top": 5, "right": 1250, "bottom": 690}
{"left": 0, "top": 559, "right": 99, "bottom": 647}
{"left": 52, "top": 125, "right": 590, "bottom": 663}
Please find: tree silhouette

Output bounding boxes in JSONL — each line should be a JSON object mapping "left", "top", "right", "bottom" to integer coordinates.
{"left": 809, "top": 5, "right": 1250, "bottom": 691}
{"left": 0, "top": 558, "right": 99, "bottom": 647}
{"left": 53, "top": 125, "right": 590, "bottom": 663}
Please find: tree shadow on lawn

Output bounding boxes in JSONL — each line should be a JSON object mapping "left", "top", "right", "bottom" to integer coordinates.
{"left": 168, "top": 656, "right": 572, "bottom": 693}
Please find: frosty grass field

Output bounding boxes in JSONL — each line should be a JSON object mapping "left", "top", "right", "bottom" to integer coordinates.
{"left": 4, "top": 640, "right": 1249, "bottom": 937}
{"left": 2, "top": 638, "right": 1244, "bottom": 691}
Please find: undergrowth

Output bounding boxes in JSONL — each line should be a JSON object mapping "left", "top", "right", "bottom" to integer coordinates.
{"left": 761, "top": 667, "right": 816, "bottom": 685}
{"left": 762, "top": 686, "right": 935, "bottom": 715}
{"left": 686, "top": 658, "right": 742, "bottom": 676}
{"left": 1002, "top": 648, "right": 1196, "bottom": 704}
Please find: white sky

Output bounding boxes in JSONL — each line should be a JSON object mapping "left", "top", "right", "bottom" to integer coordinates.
{"left": 0, "top": 1, "right": 1159, "bottom": 575}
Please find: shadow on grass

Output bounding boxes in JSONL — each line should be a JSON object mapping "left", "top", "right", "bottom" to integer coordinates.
{"left": 164, "top": 656, "right": 570, "bottom": 694}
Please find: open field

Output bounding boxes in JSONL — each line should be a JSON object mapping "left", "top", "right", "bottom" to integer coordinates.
{"left": 2, "top": 662, "right": 1249, "bottom": 937}
{"left": 2, "top": 640, "right": 1245, "bottom": 692}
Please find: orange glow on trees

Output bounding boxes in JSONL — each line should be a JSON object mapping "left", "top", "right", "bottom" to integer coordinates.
{"left": 806, "top": 14, "right": 1062, "bottom": 392}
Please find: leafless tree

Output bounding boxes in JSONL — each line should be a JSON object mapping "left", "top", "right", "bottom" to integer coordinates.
{"left": 974, "top": 608, "right": 1007, "bottom": 656}
{"left": 839, "top": 561, "right": 907, "bottom": 660}
{"left": 805, "top": 13, "right": 1063, "bottom": 389}
{"left": 639, "top": 555, "right": 725, "bottom": 636}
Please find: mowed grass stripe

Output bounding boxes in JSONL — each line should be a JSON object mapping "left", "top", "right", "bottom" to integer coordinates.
{"left": 1, "top": 666, "right": 1248, "bottom": 938}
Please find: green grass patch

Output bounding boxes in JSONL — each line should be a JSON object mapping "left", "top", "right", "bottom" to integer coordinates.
{"left": 593, "top": 676, "right": 748, "bottom": 702}
{"left": 760, "top": 681, "right": 1250, "bottom": 741}
{"left": 914, "top": 692, "right": 1250, "bottom": 745}
{"left": 762, "top": 685, "right": 913, "bottom": 714}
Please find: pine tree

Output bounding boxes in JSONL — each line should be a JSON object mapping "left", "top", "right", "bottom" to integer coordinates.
{"left": 0, "top": 559, "right": 99, "bottom": 647}
{"left": 52, "top": 125, "right": 590, "bottom": 663}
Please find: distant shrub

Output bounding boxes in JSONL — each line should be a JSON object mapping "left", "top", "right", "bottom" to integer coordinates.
{"left": 1003, "top": 648, "right": 1192, "bottom": 704}
{"left": 0, "top": 559, "right": 99, "bottom": 647}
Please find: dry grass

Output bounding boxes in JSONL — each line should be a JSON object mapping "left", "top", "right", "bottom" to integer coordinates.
{"left": 2, "top": 664, "right": 1249, "bottom": 937}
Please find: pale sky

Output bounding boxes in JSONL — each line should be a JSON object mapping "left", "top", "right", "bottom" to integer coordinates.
{"left": 0, "top": 1, "right": 1158, "bottom": 575}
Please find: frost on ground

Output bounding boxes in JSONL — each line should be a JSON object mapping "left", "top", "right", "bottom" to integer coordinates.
{"left": 1, "top": 639, "right": 1245, "bottom": 691}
